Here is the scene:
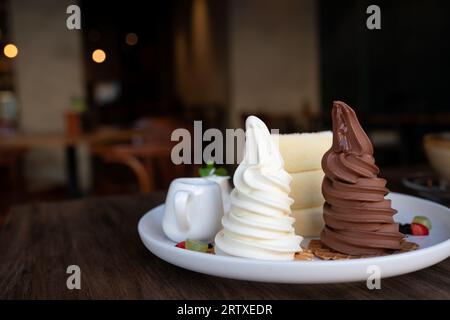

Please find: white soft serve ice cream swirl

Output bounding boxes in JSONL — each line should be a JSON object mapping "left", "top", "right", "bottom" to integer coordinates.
{"left": 215, "top": 116, "right": 303, "bottom": 260}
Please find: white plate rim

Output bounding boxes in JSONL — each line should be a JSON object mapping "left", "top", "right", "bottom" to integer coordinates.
{"left": 138, "top": 192, "right": 450, "bottom": 283}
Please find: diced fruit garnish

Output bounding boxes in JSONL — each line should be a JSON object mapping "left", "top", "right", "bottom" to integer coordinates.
{"left": 185, "top": 239, "right": 209, "bottom": 253}
{"left": 175, "top": 241, "right": 186, "bottom": 249}
{"left": 411, "top": 223, "right": 429, "bottom": 236}
{"left": 399, "top": 223, "right": 412, "bottom": 235}
{"left": 412, "top": 216, "right": 432, "bottom": 230}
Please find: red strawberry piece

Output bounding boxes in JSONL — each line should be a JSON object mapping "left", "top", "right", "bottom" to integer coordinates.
{"left": 411, "top": 223, "right": 429, "bottom": 236}
{"left": 175, "top": 241, "right": 186, "bottom": 249}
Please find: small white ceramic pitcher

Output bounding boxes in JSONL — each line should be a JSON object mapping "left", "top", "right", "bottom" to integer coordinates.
{"left": 162, "top": 178, "right": 224, "bottom": 243}
{"left": 204, "top": 175, "right": 231, "bottom": 213}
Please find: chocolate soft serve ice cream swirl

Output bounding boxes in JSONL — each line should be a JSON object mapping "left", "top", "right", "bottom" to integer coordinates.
{"left": 320, "top": 101, "right": 403, "bottom": 255}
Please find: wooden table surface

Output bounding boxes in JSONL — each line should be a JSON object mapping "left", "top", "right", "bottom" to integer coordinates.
{"left": 0, "top": 171, "right": 449, "bottom": 299}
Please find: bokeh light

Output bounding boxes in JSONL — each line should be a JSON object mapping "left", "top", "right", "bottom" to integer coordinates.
{"left": 3, "top": 44, "right": 18, "bottom": 58}
{"left": 125, "top": 33, "right": 138, "bottom": 46}
{"left": 92, "top": 49, "right": 106, "bottom": 63}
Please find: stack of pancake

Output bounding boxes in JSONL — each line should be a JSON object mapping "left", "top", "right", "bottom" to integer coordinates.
{"left": 274, "top": 132, "right": 332, "bottom": 237}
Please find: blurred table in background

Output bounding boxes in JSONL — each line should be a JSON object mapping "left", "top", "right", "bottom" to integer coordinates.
{"left": 0, "top": 129, "right": 138, "bottom": 197}
{"left": 0, "top": 128, "right": 139, "bottom": 148}
{"left": 0, "top": 121, "right": 194, "bottom": 197}
{"left": 91, "top": 142, "right": 176, "bottom": 194}
{"left": 91, "top": 117, "right": 195, "bottom": 194}
{"left": 381, "top": 165, "right": 430, "bottom": 194}
{"left": 381, "top": 165, "right": 450, "bottom": 207}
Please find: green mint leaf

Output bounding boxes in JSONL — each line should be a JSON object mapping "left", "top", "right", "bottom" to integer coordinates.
{"left": 214, "top": 167, "right": 228, "bottom": 176}
{"left": 199, "top": 167, "right": 215, "bottom": 177}
{"left": 206, "top": 160, "right": 215, "bottom": 169}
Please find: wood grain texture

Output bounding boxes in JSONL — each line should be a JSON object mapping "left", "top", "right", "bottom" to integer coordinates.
{"left": 0, "top": 191, "right": 449, "bottom": 300}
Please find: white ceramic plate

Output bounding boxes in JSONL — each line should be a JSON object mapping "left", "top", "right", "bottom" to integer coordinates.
{"left": 138, "top": 193, "right": 450, "bottom": 283}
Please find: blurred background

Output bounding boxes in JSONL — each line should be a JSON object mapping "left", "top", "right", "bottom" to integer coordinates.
{"left": 1, "top": 0, "right": 450, "bottom": 217}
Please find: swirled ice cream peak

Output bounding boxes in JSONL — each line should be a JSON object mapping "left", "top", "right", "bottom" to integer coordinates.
{"left": 320, "top": 101, "right": 403, "bottom": 256}
{"left": 215, "top": 116, "right": 302, "bottom": 261}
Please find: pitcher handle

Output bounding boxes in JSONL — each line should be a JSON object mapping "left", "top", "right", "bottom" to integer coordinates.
{"left": 174, "top": 190, "right": 191, "bottom": 231}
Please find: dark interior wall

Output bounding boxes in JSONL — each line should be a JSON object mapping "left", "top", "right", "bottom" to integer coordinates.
{"left": 319, "top": 0, "right": 450, "bottom": 165}
{"left": 80, "top": 0, "right": 176, "bottom": 127}
{"left": 319, "top": 0, "right": 450, "bottom": 114}
{"left": 172, "top": 0, "right": 229, "bottom": 119}
{"left": 0, "top": 0, "right": 14, "bottom": 92}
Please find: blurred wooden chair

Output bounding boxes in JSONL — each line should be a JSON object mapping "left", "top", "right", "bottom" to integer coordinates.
{"left": 91, "top": 117, "right": 195, "bottom": 194}
{"left": 184, "top": 104, "right": 227, "bottom": 130}
{"left": 241, "top": 104, "right": 324, "bottom": 134}
{"left": 241, "top": 112, "right": 299, "bottom": 133}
